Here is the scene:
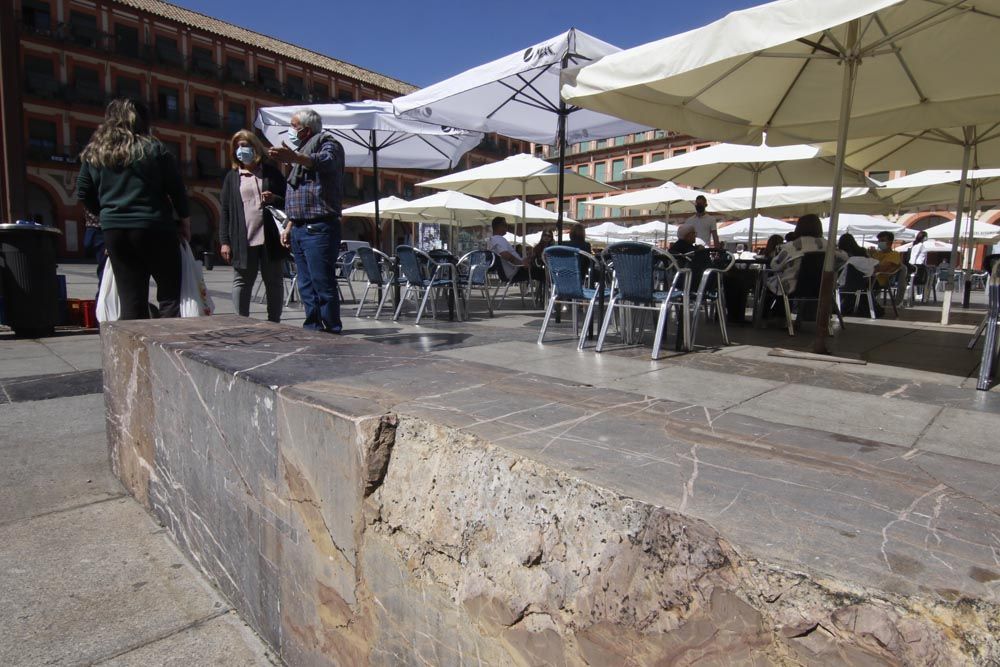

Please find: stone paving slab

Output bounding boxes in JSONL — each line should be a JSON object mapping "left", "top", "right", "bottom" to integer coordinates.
{"left": 729, "top": 383, "right": 944, "bottom": 447}
{"left": 916, "top": 407, "right": 1000, "bottom": 466}
{"left": 95, "top": 611, "right": 276, "bottom": 666}
{"left": 0, "top": 394, "right": 122, "bottom": 524}
{"left": 0, "top": 499, "right": 230, "bottom": 666}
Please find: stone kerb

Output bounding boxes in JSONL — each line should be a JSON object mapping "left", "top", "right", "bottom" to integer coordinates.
{"left": 102, "top": 316, "right": 999, "bottom": 666}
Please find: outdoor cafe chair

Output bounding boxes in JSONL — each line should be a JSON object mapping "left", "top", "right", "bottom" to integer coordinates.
{"left": 972, "top": 261, "right": 1000, "bottom": 390}
{"left": 456, "top": 250, "right": 496, "bottom": 318}
{"left": 907, "top": 265, "right": 937, "bottom": 306}
{"left": 355, "top": 246, "right": 398, "bottom": 319}
{"left": 393, "top": 245, "right": 459, "bottom": 324}
{"left": 759, "top": 251, "right": 845, "bottom": 336}
{"left": 336, "top": 250, "right": 358, "bottom": 302}
{"left": 838, "top": 262, "right": 879, "bottom": 320}
{"left": 678, "top": 248, "right": 734, "bottom": 349}
{"left": 537, "top": 246, "right": 607, "bottom": 350}
{"left": 871, "top": 264, "right": 907, "bottom": 317}
{"left": 596, "top": 242, "right": 691, "bottom": 360}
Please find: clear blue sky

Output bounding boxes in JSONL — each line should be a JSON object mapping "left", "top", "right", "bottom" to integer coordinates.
{"left": 172, "top": 0, "right": 762, "bottom": 87}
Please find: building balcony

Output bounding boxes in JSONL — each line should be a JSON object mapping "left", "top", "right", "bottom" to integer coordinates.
{"left": 67, "top": 84, "right": 107, "bottom": 107}
{"left": 154, "top": 47, "right": 186, "bottom": 71}
{"left": 259, "top": 77, "right": 283, "bottom": 97}
{"left": 193, "top": 108, "right": 223, "bottom": 129}
{"left": 154, "top": 108, "right": 185, "bottom": 125}
{"left": 24, "top": 73, "right": 64, "bottom": 100}
{"left": 26, "top": 144, "right": 79, "bottom": 165}
{"left": 190, "top": 58, "right": 219, "bottom": 79}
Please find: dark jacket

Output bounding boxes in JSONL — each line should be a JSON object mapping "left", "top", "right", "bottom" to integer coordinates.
{"left": 77, "top": 140, "right": 189, "bottom": 231}
{"left": 219, "top": 162, "right": 287, "bottom": 269}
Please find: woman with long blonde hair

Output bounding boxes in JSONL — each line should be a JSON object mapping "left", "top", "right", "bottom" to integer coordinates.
{"left": 77, "top": 98, "right": 190, "bottom": 319}
{"left": 219, "top": 129, "right": 287, "bottom": 322}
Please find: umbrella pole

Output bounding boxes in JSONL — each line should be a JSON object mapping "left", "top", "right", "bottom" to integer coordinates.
{"left": 747, "top": 170, "right": 759, "bottom": 249}
{"left": 371, "top": 132, "right": 384, "bottom": 306}
{"left": 942, "top": 139, "right": 971, "bottom": 325}
{"left": 521, "top": 181, "right": 528, "bottom": 248}
{"left": 664, "top": 202, "right": 671, "bottom": 247}
{"left": 555, "top": 102, "right": 568, "bottom": 244}
{"left": 962, "top": 182, "right": 980, "bottom": 308}
{"left": 813, "top": 20, "right": 859, "bottom": 355}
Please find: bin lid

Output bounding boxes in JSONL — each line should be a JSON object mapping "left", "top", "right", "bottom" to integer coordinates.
{"left": 0, "top": 223, "right": 63, "bottom": 236}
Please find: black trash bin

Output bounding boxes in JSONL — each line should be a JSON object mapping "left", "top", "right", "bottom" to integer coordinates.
{"left": 202, "top": 251, "right": 215, "bottom": 271}
{"left": 0, "top": 223, "right": 62, "bottom": 337}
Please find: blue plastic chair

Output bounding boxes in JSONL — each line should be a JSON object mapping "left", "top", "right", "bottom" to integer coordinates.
{"left": 355, "top": 246, "right": 398, "bottom": 318}
{"left": 596, "top": 242, "right": 690, "bottom": 359}
{"left": 538, "top": 246, "right": 606, "bottom": 349}
{"left": 393, "top": 245, "right": 459, "bottom": 324}
{"left": 336, "top": 250, "right": 357, "bottom": 301}
{"left": 457, "top": 250, "right": 496, "bottom": 317}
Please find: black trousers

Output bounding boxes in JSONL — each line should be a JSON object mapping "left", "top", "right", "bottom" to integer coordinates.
{"left": 104, "top": 227, "right": 182, "bottom": 320}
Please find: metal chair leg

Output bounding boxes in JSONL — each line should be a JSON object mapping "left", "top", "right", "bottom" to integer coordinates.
{"left": 356, "top": 283, "right": 372, "bottom": 317}
{"left": 393, "top": 285, "right": 411, "bottom": 320}
{"left": 375, "top": 283, "right": 393, "bottom": 319}
{"left": 596, "top": 296, "right": 618, "bottom": 353}
{"left": 537, "top": 288, "right": 558, "bottom": 345}
{"left": 578, "top": 297, "right": 597, "bottom": 351}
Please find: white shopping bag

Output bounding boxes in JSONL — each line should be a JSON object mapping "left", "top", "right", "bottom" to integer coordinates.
{"left": 179, "top": 241, "right": 215, "bottom": 317}
{"left": 95, "top": 261, "right": 120, "bottom": 323}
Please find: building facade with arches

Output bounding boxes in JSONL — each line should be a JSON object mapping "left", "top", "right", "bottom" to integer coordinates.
{"left": 6, "top": 0, "right": 527, "bottom": 258}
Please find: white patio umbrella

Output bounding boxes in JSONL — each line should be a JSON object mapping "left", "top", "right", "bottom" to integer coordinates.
{"left": 417, "top": 153, "right": 602, "bottom": 242}
{"left": 585, "top": 221, "right": 631, "bottom": 244}
{"left": 563, "top": 0, "right": 1000, "bottom": 346}
{"left": 878, "top": 169, "right": 1000, "bottom": 271}
{"left": 709, "top": 185, "right": 873, "bottom": 218}
{"left": 616, "top": 220, "right": 678, "bottom": 243}
{"left": 717, "top": 216, "right": 793, "bottom": 244}
{"left": 831, "top": 125, "right": 1000, "bottom": 302}
{"left": 819, "top": 214, "right": 915, "bottom": 241}
{"left": 584, "top": 182, "right": 705, "bottom": 239}
{"left": 342, "top": 196, "right": 427, "bottom": 249}
{"left": 897, "top": 239, "right": 953, "bottom": 253}
{"left": 389, "top": 191, "right": 501, "bottom": 252}
{"left": 394, "top": 29, "right": 648, "bottom": 241}
{"left": 491, "top": 199, "right": 576, "bottom": 224}
{"left": 924, "top": 218, "right": 1000, "bottom": 244}
{"left": 255, "top": 101, "right": 481, "bottom": 249}
{"left": 625, "top": 141, "right": 869, "bottom": 243}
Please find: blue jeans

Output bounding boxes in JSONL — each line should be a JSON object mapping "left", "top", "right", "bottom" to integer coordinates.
{"left": 291, "top": 220, "right": 342, "bottom": 332}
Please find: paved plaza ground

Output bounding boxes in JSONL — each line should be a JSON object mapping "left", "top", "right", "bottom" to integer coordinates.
{"left": 2, "top": 260, "right": 998, "bottom": 665}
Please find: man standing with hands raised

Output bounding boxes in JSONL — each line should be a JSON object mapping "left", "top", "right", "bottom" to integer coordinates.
{"left": 269, "top": 108, "right": 346, "bottom": 334}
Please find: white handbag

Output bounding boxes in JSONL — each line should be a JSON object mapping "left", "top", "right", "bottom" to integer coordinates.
{"left": 179, "top": 241, "right": 215, "bottom": 317}
{"left": 95, "top": 261, "right": 120, "bottom": 323}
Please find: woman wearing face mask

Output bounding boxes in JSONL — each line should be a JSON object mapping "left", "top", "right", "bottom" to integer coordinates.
{"left": 220, "top": 130, "right": 287, "bottom": 322}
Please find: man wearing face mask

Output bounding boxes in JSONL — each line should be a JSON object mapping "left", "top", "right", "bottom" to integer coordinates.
{"left": 868, "top": 231, "right": 904, "bottom": 291}
{"left": 268, "top": 108, "right": 346, "bottom": 334}
{"left": 220, "top": 130, "right": 287, "bottom": 322}
{"left": 683, "top": 195, "right": 720, "bottom": 247}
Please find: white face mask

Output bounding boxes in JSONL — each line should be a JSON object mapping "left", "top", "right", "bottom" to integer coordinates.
{"left": 286, "top": 127, "right": 303, "bottom": 149}
{"left": 878, "top": 241, "right": 890, "bottom": 251}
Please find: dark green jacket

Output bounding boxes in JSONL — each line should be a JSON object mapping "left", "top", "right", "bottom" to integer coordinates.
{"left": 77, "top": 140, "right": 190, "bottom": 231}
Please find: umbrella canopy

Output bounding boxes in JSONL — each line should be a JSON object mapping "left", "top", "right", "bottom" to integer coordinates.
{"left": 394, "top": 28, "right": 648, "bottom": 240}
{"left": 897, "top": 239, "right": 954, "bottom": 253}
{"left": 924, "top": 219, "right": 1000, "bottom": 244}
{"left": 563, "top": 0, "right": 1000, "bottom": 337}
{"left": 561, "top": 1, "right": 1000, "bottom": 147}
{"left": 626, "top": 141, "right": 867, "bottom": 188}
{"left": 491, "top": 199, "right": 576, "bottom": 224}
{"left": 618, "top": 220, "right": 678, "bottom": 241}
{"left": 255, "top": 101, "right": 481, "bottom": 169}
{"left": 585, "top": 182, "right": 703, "bottom": 215}
{"left": 717, "top": 216, "right": 794, "bottom": 242}
{"left": 342, "top": 196, "right": 424, "bottom": 221}
{"left": 255, "top": 100, "right": 481, "bottom": 249}
{"left": 709, "top": 186, "right": 873, "bottom": 217}
{"left": 395, "top": 30, "right": 646, "bottom": 145}
{"left": 417, "top": 153, "right": 615, "bottom": 198}
{"left": 390, "top": 191, "right": 500, "bottom": 228}
{"left": 820, "top": 214, "right": 914, "bottom": 240}
{"left": 877, "top": 169, "right": 1000, "bottom": 210}
{"left": 625, "top": 140, "right": 870, "bottom": 243}
{"left": 585, "top": 222, "right": 631, "bottom": 241}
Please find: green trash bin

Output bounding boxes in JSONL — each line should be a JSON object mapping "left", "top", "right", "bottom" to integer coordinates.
{"left": 0, "top": 223, "right": 63, "bottom": 337}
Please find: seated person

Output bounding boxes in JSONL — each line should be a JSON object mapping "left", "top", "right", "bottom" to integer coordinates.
{"left": 486, "top": 216, "right": 529, "bottom": 282}
{"left": 868, "top": 231, "right": 903, "bottom": 288}
{"left": 530, "top": 230, "right": 555, "bottom": 282}
{"left": 837, "top": 233, "right": 880, "bottom": 315}
{"left": 760, "top": 234, "right": 784, "bottom": 260}
{"left": 564, "top": 223, "right": 592, "bottom": 253}
{"left": 669, "top": 223, "right": 699, "bottom": 255}
{"left": 766, "top": 214, "right": 847, "bottom": 298}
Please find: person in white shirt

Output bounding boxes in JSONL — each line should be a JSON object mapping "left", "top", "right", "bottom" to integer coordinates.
{"left": 486, "top": 217, "right": 529, "bottom": 281}
{"left": 683, "top": 195, "right": 720, "bottom": 247}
